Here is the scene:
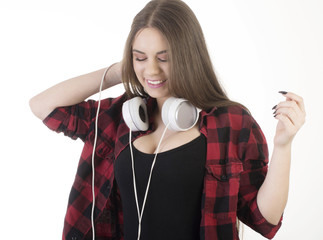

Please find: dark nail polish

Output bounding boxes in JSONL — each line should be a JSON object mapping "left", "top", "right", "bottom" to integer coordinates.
{"left": 279, "top": 91, "right": 288, "bottom": 95}
{"left": 274, "top": 114, "right": 278, "bottom": 118}
{"left": 273, "top": 110, "right": 277, "bottom": 115}
{"left": 272, "top": 105, "right": 277, "bottom": 110}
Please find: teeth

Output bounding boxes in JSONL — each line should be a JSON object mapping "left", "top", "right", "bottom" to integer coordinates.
{"left": 147, "top": 79, "right": 166, "bottom": 85}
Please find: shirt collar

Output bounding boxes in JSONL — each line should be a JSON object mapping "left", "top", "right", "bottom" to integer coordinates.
{"left": 201, "top": 106, "right": 217, "bottom": 117}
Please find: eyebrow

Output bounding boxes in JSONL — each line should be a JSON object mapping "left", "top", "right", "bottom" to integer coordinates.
{"left": 132, "top": 49, "right": 168, "bottom": 55}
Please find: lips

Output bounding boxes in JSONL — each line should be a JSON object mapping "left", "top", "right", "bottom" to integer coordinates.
{"left": 145, "top": 78, "right": 167, "bottom": 88}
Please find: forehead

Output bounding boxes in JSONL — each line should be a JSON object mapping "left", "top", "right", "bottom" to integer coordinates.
{"left": 133, "top": 28, "right": 169, "bottom": 53}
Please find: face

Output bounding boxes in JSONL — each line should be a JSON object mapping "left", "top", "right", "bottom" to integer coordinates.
{"left": 132, "top": 27, "right": 170, "bottom": 101}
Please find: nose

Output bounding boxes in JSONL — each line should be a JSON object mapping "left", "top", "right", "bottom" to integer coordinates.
{"left": 146, "top": 59, "right": 161, "bottom": 76}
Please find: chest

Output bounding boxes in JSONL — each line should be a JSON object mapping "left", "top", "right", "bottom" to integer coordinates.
{"left": 133, "top": 125, "right": 201, "bottom": 154}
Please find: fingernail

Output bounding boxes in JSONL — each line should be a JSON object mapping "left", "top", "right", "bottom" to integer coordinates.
{"left": 279, "top": 91, "right": 288, "bottom": 95}
{"left": 272, "top": 105, "right": 277, "bottom": 110}
{"left": 273, "top": 110, "right": 277, "bottom": 115}
{"left": 274, "top": 114, "right": 278, "bottom": 118}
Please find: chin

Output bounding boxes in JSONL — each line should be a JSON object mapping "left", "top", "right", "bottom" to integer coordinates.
{"left": 142, "top": 86, "right": 169, "bottom": 99}
{"left": 145, "top": 90, "right": 170, "bottom": 100}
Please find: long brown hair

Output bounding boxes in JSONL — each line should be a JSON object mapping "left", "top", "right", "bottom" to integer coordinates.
{"left": 122, "top": 0, "right": 244, "bottom": 111}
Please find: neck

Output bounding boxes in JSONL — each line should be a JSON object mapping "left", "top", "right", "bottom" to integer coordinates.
{"left": 156, "top": 96, "right": 168, "bottom": 112}
{"left": 154, "top": 96, "right": 168, "bottom": 130}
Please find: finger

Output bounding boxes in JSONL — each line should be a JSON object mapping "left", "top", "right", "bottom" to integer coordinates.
{"left": 274, "top": 113, "right": 299, "bottom": 138}
{"left": 274, "top": 100, "right": 301, "bottom": 117}
{"left": 274, "top": 113, "right": 295, "bottom": 131}
{"left": 274, "top": 107, "right": 297, "bottom": 126}
{"left": 280, "top": 91, "right": 305, "bottom": 113}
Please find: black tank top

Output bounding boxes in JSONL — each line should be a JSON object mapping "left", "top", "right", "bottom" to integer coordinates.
{"left": 114, "top": 134, "right": 206, "bottom": 240}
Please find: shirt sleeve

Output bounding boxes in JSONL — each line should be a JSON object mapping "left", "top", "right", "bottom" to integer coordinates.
{"left": 42, "top": 100, "right": 97, "bottom": 141}
{"left": 237, "top": 114, "right": 283, "bottom": 239}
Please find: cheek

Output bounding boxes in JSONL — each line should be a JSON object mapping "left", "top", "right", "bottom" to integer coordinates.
{"left": 161, "top": 65, "right": 170, "bottom": 78}
{"left": 133, "top": 61, "right": 143, "bottom": 77}
{"left": 133, "top": 62, "right": 145, "bottom": 86}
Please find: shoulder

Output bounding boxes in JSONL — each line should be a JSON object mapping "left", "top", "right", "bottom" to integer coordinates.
{"left": 97, "top": 93, "right": 128, "bottom": 111}
{"left": 204, "top": 105, "right": 268, "bottom": 161}
{"left": 206, "top": 104, "right": 257, "bottom": 130}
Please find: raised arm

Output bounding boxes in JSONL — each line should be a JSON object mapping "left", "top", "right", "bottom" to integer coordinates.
{"left": 29, "top": 62, "right": 122, "bottom": 121}
{"left": 257, "top": 91, "right": 306, "bottom": 225}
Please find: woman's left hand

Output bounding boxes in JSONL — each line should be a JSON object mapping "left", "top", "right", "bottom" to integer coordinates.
{"left": 272, "top": 91, "right": 306, "bottom": 147}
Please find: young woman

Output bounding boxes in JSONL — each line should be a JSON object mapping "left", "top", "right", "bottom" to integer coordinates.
{"left": 30, "top": 0, "right": 306, "bottom": 239}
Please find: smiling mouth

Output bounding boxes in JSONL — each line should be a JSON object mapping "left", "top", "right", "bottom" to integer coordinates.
{"left": 145, "top": 78, "right": 167, "bottom": 89}
{"left": 146, "top": 79, "right": 167, "bottom": 85}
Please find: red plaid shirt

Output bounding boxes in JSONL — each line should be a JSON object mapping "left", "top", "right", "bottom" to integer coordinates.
{"left": 43, "top": 93, "right": 282, "bottom": 240}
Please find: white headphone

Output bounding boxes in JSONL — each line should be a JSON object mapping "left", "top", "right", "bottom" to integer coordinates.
{"left": 122, "top": 96, "right": 201, "bottom": 132}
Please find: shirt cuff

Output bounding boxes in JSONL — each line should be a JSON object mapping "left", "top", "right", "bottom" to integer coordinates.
{"left": 250, "top": 199, "right": 283, "bottom": 239}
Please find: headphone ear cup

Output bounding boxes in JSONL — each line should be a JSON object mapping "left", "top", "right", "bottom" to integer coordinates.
{"left": 122, "top": 97, "right": 149, "bottom": 131}
{"left": 162, "top": 97, "right": 200, "bottom": 132}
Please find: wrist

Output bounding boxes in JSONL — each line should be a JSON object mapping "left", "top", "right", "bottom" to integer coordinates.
{"left": 274, "top": 140, "right": 292, "bottom": 149}
{"left": 273, "top": 142, "right": 292, "bottom": 153}
{"left": 273, "top": 143, "right": 292, "bottom": 158}
{"left": 104, "top": 62, "right": 122, "bottom": 87}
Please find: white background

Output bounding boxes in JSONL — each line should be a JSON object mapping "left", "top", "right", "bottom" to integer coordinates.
{"left": 1, "top": 0, "right": 322, "bottom": 239}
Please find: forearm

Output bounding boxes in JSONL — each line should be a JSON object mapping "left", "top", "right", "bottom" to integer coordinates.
{"left": 257, "top": 143, "right": 291, "bottom": 225}
{"left": 30, "top": 63, "right": 121, "bottom": 120}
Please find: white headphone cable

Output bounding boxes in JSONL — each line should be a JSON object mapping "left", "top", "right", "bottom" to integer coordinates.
{"left": 91, "top": 64, "right": 117, "bottom": 240}
{"left": 129, "top": 122, "right": 170, "bottom": 240}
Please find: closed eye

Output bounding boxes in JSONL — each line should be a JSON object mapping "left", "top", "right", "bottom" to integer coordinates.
{"left": 135, "top": 57, "right": 147, "bottom": 62}
{"left": 134, "top": 57, "right": 167, "bottom": 62}
{"left": 158, "top": 58, "right": 167, "bottom": 62}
